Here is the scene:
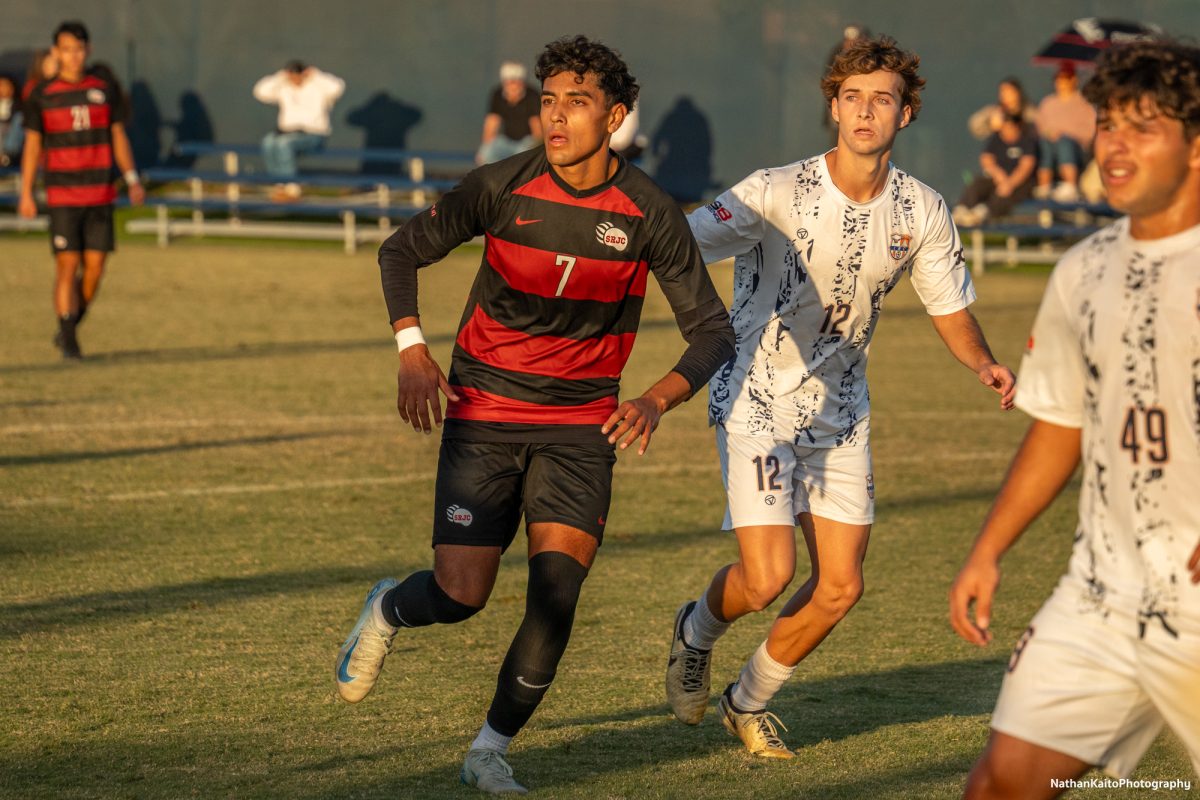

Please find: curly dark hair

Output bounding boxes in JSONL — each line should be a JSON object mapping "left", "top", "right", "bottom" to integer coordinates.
{"left": 822, "top": 35, "right": 924, "bottom": 121}
{"left": 1083, "top": 39, "right": 1200, "bottom": 141}
{"left": 535, "top": 35, "right": 639, "bottom": 110}
{"left": 54, "top": 20, "right": 90, "bottom": 45}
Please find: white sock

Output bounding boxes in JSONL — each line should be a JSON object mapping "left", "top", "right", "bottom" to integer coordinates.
{"left": 470, "top": 722, "right": 512, "bottom": 754}
{"left": 729, "top": 642, "right": 796, "bottom": 712}
{"left": 370, "top": 593, "right": 397, "bottom": 631}
{"left": 682, "top": 591, "right": 730, "bottom": 650}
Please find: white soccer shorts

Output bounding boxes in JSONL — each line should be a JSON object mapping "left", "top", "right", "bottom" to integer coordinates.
{"left": 991, "top": 584, "right": 1200, "bottom": 778}
{"left": 716, "top": 425, "right": 874, "bottom": 529}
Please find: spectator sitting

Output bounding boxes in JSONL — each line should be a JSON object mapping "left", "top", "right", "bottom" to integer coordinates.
{"left": 967, "top": 76, "right": 1037, "bottom": 140}
{"left": 953, "top": 110, "right": 1039, "bottom": 227}
{"left": 0, "top": 75, "right": 22, "bottom": 166}
{"left": 477, "top": 61, "right": 540, "bottom": 164}
{"left": 253, "top": 60, "right": 345, "bottom": 200}
{"left": 1034, "top": 62, "right": 1095, "bottom": 202}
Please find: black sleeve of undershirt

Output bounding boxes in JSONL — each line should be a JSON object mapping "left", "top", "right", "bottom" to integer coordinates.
{"left": 379, "top": 168, "right": 491, "bottom": 324}
{"left": 645, "top": 202, "right": 735, "bottom": 397}
{"left": 671, "top": 297, "right": 735, "bottom": 397}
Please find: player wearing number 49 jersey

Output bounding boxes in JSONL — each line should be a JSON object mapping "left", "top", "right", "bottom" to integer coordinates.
{"left": 19, "top": 20, "right": 143, "bottom": 360}
{"left": 951, "top": 40, "right": 1200, "bottom": 797}
{"left": 665, "top": 36, "right": 1017, "bottom": 759}
{"left": 334, "top": 36, "right": 733, "bottom": 795}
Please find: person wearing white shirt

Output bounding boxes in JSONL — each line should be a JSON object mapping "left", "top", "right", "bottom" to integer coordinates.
{"left": 950, "top": 40, "right": 1200, "bottom": 797}
{"left": 665, "top": 35, "right": 1016, "bottom": 759}
{"left": 253, "top": 60, "right": 345, "bottom": 197}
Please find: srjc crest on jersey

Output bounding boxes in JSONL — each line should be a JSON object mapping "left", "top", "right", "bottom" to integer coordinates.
{"left": 889, "top": 233, "right": 911, "bottom": 261}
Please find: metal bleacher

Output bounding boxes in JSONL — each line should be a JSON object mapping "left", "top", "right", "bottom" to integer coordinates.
{"left": 128, "top": 141, "right": 475, "bottom": 253}
{"left": 958, "top": 198, "right": 1117, "bottom": 275}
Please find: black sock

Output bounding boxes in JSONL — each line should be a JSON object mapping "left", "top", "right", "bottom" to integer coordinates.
{"left": 381, "top": 570, "right": 480, "bottom": 628}
{"left": 486, "top": 552, "right": 589, "bottom": 737}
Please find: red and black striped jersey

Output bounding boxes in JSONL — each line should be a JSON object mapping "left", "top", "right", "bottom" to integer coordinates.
{"left": 23, "top": 69, "right": 128, "bottom": 207}
{"left": 380, "top": 147, "right": 732, "bottom": 444}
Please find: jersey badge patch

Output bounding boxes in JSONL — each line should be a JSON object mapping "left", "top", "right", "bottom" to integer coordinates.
{"left": 596, "top": 221, "right": 628, "bottom": 252}
{"left": 446, "top": 504, "right": 473, "bottom": 527}
{"left": 87, "top": 88, "right": 105, "bottom": 104}
{"left": 706, "top": 200, "right": 733, "bottom": 222}
{"left": 889, "top": 233, "right": 911, "bottom": 261}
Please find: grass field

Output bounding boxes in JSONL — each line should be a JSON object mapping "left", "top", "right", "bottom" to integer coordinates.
{"left": 1, "top": 236, "right": 1192, "bottom": 799}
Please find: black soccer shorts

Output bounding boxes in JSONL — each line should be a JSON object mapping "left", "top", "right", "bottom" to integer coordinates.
{"left": 48, "top": 204, "right": 115, "bottom": 254}
{"left": 431, "top": 439, "right": 617, "bottom": 551}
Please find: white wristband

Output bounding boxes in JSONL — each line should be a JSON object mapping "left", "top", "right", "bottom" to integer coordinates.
{"left": 123, "top": 169, "right": 140, "bottom": 186}
{"left": 394, "top": 326, "right": 426, "bottom": 353}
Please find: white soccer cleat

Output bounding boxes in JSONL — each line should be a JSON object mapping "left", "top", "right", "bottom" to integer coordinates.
{"left": 334, "top": 577, "right": 399, "bottom": 703}
{"left": 460, "top": 748, "right": 529, "bottom": 795}
{"left": 717, "top": 684, "right": 794, "bottom": 759}
{"left": 666, "top": 600, "right": 712, "bottom": 725}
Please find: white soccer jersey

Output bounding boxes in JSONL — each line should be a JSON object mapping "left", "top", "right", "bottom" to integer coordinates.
{"left": 1017, "top": 217, "right": 1200, "bottom": 640}
{"left": 689, "top": 153, "right": 976, "bottom": 446}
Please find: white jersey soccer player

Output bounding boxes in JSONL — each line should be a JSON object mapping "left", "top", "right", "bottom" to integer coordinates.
{"left": 951, "top": 39, "right": 1200, "bottom": 798}
{"left": 666, "top": 36, "right": 1016, "bottom": 759}
{"left": 695, "top": 152, "right": 975, "bottom": 450}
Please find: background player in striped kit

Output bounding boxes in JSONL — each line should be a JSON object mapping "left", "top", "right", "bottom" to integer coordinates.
{"left": 19, "top": 20, "right": 143, "bottom": 360}
{"left": 950, "top": 39, "right": 1200, "bottom": 798}
{"left": 665, "top": 35, "right": 1016, "bottom": 757}
{"left": 334, "top": 35, "right": 734, "bottom": 795}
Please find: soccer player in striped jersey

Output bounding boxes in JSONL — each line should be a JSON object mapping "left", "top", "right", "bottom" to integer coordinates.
{"left": 950, "top": 40, "right": 1200, "bottom": 797}
{"left": 664, "top": 36, "right": 1016, "bottom": 757}
{"left": 19, "top": 20, "right": 143, "bottom": 360}
{"left": 334, "top": 35, "right": 734, "bottom": 794}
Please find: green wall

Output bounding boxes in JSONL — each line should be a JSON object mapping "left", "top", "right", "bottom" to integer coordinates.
{"left": 4, "top": 0, "right": 1197, "bottom": 199}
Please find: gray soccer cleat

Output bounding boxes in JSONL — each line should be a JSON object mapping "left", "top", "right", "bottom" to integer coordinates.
{"left": 718, "top": 684, "right": 794, "bottom": 759}
{"left": 334, "top": 578, "right": 399, "bottom": 703}
{"left": 460, "top": 748, "right": 529, "bottom": 795}
{"left": 666, "top": 600, "right": 712, "bottom": 724}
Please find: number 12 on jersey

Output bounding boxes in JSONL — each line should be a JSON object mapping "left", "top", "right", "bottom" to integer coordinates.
{"left": 554, "top": 254, "right": 577, "bottom": 297}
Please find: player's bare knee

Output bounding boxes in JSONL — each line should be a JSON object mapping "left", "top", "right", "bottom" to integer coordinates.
{"left": 963, "top": 743, "right": 1028, "bottom": 800}
{"left": 432, "top": 574, "right": 490, "bottom": 613}
{"left": 812, "top": 577, "right": 863, "bottom": 620}
{"left": 743, "top": 571, "right": 791, "bottom": 612}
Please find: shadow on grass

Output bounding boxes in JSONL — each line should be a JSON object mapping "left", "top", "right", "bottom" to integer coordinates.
{"left": 602, "top": 484, "right": 1000, "bottom": 555}
{"left": 0, "top": 562, "right": 404, "bottom": 638}
{"left": 0, "top": 430, "right": 361, "bottom": 467}
{"left": 0, "top": 658, "right": 1000, "bottom": 798}
{"left": 0, "top": 336, "right": 413, "bottom": 374}
{"left": 0, "top": 318, "right": 685, "bottom": 374}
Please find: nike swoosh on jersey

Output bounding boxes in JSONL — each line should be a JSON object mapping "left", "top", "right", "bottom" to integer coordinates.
{"left": 337, "top": 640, "right": 358, "bottom": 683}
{"left": 515, "top": 216, "right": 543, "bottom": 226}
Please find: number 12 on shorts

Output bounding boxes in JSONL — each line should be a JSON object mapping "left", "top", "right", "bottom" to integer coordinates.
{"left": 753, "top": 455, "right": 781, "bottom": 492}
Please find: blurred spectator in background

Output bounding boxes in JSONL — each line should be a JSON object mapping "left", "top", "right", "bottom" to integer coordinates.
{"left": 23, "top": 48, "right": 57, "bottom": 100}
{"left": 968, "top": 77, "right": 1037, "bottom": 140}
{"left": 609, "top": 102, "right": 646, "bottom": 161}
{"left": 953, "top": 110, "right": 1039, "bottom": 226}
{"left": 1034, "top": 63, "right": 1095, "bottom": 202}
{"left": 253, "top": 60, "right": 345, "bottom": 200}
{"left": 823, "top": 24, "right": 869, "bottom": 144}
{"left": 477, "top": 61, "right": 540, "bottom": 164}
{"left": 0, "top": 75, "right": 23, "bottom": 166}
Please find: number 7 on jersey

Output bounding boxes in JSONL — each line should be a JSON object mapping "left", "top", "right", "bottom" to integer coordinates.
{"left": 554, "top": 254, "right": 577, "bottom": 297}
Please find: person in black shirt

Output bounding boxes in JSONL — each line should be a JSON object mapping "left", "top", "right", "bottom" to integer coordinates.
{"left": 334, "top": 35, "right": 734, "bottom": 795}
{"left": 477, "top": 61, "right": 542, "bottom": 164}
{"left": 953, "top": 111, "right": 1040, "bottom": 226}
